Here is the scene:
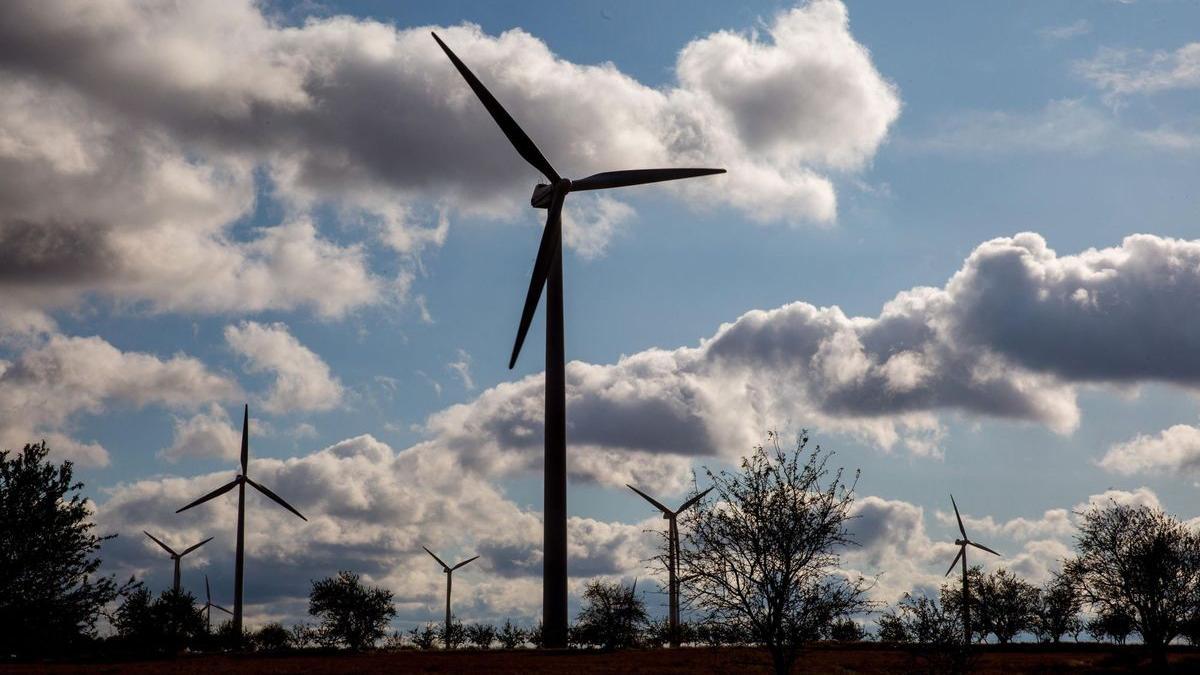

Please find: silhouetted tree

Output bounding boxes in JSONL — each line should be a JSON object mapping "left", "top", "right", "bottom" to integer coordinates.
{"left": 496, "top": 619, "right": 527, "bottom": 649}
{"left": 573, "top": 580, "right": 648, "bottom": 650}
{"left": 1034, "top": 571, "right": 1082, "bottom": 644}
{"left": 253, "top": 622, "right": 292, "bottom": 652}
{"left": 1181, "top": 609, "right": 1200, "bottom": 646}
{"left": 0, "top": 442, "right": 135, "bottom": 657}
{"left": 289, "top": 622, "right": 318, "bottom": 649}
{"left": 407, "top": 623, "right": 438, "bottom": 649}
{"left": 876, "top": 611, "right": 908, "bottom": 643}
{"left": 883, "top": 593, "right": 974, "bottom": 673}
{"left": 938, "top": 565, "right": 985, "bottom": 643}
{"left": 680, "top": 431, "right": 871, "bottom": 675}
{"left": 113, "top": 588, "right": 204, "bottom": 654}
{"left": 465, "top": 622, "right": 496, "bottom": 649}
{"left": 976, "top": 568, "right": 1039, "bottom": 643}
{"left": 1064, "top": 501, "right": 1200, "bottom": 668}
{"left": 1085, "top": 607, "right": 1135, "bottom": 645}
{"left": 828, "top": 616, "right": 866, "bottom": 642}
{"left": 439, "top": 618, "right": 465, "bottom": 649}
{"left": 308, "top": 571, "right": 396, "bottom": 650}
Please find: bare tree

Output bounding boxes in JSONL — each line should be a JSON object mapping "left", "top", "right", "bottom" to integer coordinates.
{"left": 1064, "top": 500, "right": 1200, "bottom": 669}
{"left": 679, "top": 431, "right": 870, "bottom": 675}
{"left": 1034, "top": 571, "right": 1082, "bottom": 644}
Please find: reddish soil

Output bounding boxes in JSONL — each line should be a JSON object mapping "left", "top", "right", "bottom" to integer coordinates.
{"left": 5, "top": 644, "right": 1200, "bottom": 674}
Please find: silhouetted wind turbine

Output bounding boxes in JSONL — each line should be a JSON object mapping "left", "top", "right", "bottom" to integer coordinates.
{"left": 944, "top": 494, "right": 1000, "bottom": 646}
{"left": 432, "top": 32, "right": 725, "bottom": 648}
{"left": 424, "top": 546, "right": 479, "bottom": 646}
{"left": 627, "top": 484, "right": 712, "bottom": 648}
{"left": 143, "top": 531, "right": 212, "bottom": 593}
{"left": 176, "top": 405, "right": 307, "bottom": 647}
{"left": 200, "top": 574, "right": 232, "bottom": 633}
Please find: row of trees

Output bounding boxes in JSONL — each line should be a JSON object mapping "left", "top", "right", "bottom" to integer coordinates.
{"left": 7, "top": 436, "right": 1200, "bottom": 673}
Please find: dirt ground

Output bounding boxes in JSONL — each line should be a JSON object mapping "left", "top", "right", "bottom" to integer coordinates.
{"left": 5, "top": 644, "right": 1200, "bottom": 674}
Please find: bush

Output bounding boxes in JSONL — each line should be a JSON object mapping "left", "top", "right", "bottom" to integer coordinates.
{"left": 289, "top": 622, "right": 318, "bottom": 649}
{"left": 113, "top": 588, "right": 205, "bottom": 654}
{"left": 439, "top": 619, "right": 465, "bottom": 649}
{"left": 308, "top": 571, "right": 396, "bottom": 650}
{"left": 253, "top": 622, "right": 292, "bottom": 652}
{"left": 828, "top": 617, "right": 866, "bottom": 642}
{"left": 496, "top": 619, "right": 527, "bottom": 648}
{"left": 465, "top": 622, "right": 496, "bottom": 649}
{"left": 407, "top": 623, "right": 438, "bottom": 650}
{"left": 572, "top": 580, "right": 648, "bottom": 650}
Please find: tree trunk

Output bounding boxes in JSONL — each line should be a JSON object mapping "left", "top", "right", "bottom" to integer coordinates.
{"left": 769, "top": 646, "right": 795, "bottom": 675}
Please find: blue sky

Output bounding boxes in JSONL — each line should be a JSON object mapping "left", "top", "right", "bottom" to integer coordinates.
{"left": 2, "top": 0, "right": 1200, "bottom": 629}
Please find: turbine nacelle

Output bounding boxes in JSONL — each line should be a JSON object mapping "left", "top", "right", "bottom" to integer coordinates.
{"left": 531, "top": 180, "right": 570, "bottom": 209}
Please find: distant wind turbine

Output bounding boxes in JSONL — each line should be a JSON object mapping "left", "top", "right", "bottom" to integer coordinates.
{"left": 944, "top": 494, "right": 1001, "bottom": 645}
{"left": 176, "top": 405, "right": 307, "bottom": 647}
{"left": 143, "top": 531, "right": 212, "bottom": 594}
{"left": 423, "top": 546, "right": 479, "bottom": 647}
{"left": 432, "top": 32, "right": 725, "bottom": 648}
{"left": 200, "top": 574, "right": 232, "bottom": 633}
{"left": 627, "top": 484, "right": 712, "bottom": 648}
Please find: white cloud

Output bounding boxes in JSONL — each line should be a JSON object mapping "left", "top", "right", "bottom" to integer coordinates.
{"left": 157, "top": 404, "right": 242, "bottom": 463}
{"left": 1101, "top": 424, "right": 1200, "bottom": 475}
{"left": 0, "top": 1, "right": 900, "bottom": 334}
{"left": 225, "top": 321, "right": 344, "bottom": 414}
{"left": 447, "top": 349, "right": 475, "bottom": 391}
{"left": 1038, "top": 19, "right": 1091, "bottom": 41}
{"left": 1078, "top": 42, "right": 1200, "bottom": 99}
{"left": 0, "top": 334, "right": 239, "bottom": 465}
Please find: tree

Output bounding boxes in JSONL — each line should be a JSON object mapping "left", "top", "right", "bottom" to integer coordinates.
{"left": 975, "top": 568, "right": 1039, "bottom": 643}
{"left": 1034, "top": 571, "right": 1082, "bottom": 644}
{"left": 1064, "top": 501, "right": 1200, "bottom": 667}
{"left": 572, "top": 580, "right": 648, "bottom": 649}
{"left": 883, "top": 593, "right": 974, "bottom": 673}
{"left": 1085, "top": 607, "right": 1135, "bottom": 645}
{"left": 828, "top": 616, "right": 866, "bottom": 642}
{"left": 465, "top": 622, "right": 496, "bottom": 649}
{"left": 308, "top": 571, "right": 396, "bottom": 650}
{"left": 876, "top": 611, "right": 909, "bottom": 643}
{"left": 407, "top": 623, "right": 438, "bottom": 650}
{"left": 0, "top": 442, "right": 134, "bottom": 656}
{"left": 496, "top": 619, "right": 527, "bottom": 649}
{"left": 289, "top": 622, "right": 318, "bottom": 649}
{"left": 439, "top": 618, "right": 465, "bottom": 649}
{"left": 253, "top": 622, "right": 292, "bottom": 651}
{"left": 680, "top": 431, "right": 871, "bottom": 675}
{"left": 113, "top": 588, "right": 205, "bottom": 654}
{"left": 938, "top": 565, "right": 985, "bottom": 643}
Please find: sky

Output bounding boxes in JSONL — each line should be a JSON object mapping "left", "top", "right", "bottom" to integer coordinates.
{"left": 2, "top": 0, "right": 1200, "bottom": 632}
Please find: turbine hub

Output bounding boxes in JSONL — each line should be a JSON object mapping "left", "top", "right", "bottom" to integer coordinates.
{"left": 954, "top": 539, "right": 966, "bottom": 546}
{"left": 530, "top": 179, "right": 573, "bottom": 209}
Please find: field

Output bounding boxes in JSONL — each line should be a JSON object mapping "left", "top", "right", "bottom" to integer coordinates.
{"left": 5, "top": 644, "right": 1200, "bottom": 674}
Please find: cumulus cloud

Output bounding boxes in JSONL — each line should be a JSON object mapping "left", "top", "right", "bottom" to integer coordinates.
{"left": 1100, "top": 424, "right": 1200, "bottom": 476}
{"left": 1078, "top": 42, "right": 1200, "bottom": 99}
{"left": 446, "top": 348, "right": 475, "bottom": 391}
{"left": 0, "top": 0, "right": 899, "bottom": 332}
{"left": 157, "top": 404, "right": 242, "bottom": 463}
{"left": 415, "top": 232, "right": 1200, "bottom": 481}
{"left": 225, "top": 321, "right": 344, "bottom": 414}
{"left": 96, "top": 434, "right": 659, "bottom": 627}
{"left": 1038, "top": 19, "right": 1091, "bottom": 41}
{"left": 0, "top": 335, "right": 239, "bottom": 465}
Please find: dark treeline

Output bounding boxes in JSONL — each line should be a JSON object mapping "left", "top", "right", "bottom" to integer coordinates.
{"left": 5, "top": 437, "right": 1200, "bottom": 673}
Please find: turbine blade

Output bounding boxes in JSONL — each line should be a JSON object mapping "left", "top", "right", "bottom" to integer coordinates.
{"left": 969, "top": 541, "right": 1002, "bottom": 557}
{"left": 214, "top": 604, "right": 233, "bottom": 615}
{"left": 205, "top": 575, "right": 211, "bottom": 603}
{"left": 244, "top": 477, "right": 307, "bottom": 521}
{"left": 180, "top": 536, "right": 214, "bottom": 557}
{"left": 509, "top": 191, "right": 565, "bottom": 369}
{"left": 571, "top": 168, "right": 725, "bottom": 192}
{"left": 143, "top": 531, "right": 177, "bottom": 557}
{"left": 676, "top": 486, "right": 714, "bottom": 514}
{"left": 431, "top": 32, "right": 559, "bottom": 182}
{"left": 944, "top": 546, "right": 964, "bottom": 577}
{"left": 452, "top": 555, "right": 480, "bottom": 571}
{"left": 175, "top": 479, "right": 240, "bottom": 513}
{"left": 625, "top": 484, "right": 672, "bottom": 516}
{"left": 240, "top": 404, "right": 249, "bottom": 476}
{"left": 423, "top": 546, "right": 450, "bottom": 570}
{"left": 950, "top": 494, "right": 967, "bottom": 539}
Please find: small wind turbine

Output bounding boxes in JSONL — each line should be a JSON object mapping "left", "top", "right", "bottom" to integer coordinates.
{"left": 423, "top": 546, "right": 479, "bottom": 647}
{"left": 143, "top": 531, "right": 212, "bottom": 593}
{"left": 200, "top": 574, "right": 232, "bottom": 633}
{"left": 944, "top": 494, "right": 1001, "bottom": 645}
{"left": 627, "top": 485, "right": 712, "bottom": 648}
{"left": 176, "top": 405, "right": 307, "bottom": 647}
{"left": 432, "top": 32, "right": 725, "bottom": 648}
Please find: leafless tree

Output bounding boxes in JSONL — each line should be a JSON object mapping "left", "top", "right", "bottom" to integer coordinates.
{"left": 679, "top": 431, "right": 871, "bottom": 675}
{"left": 1065, "top": 500, "right": 1200, "bottom": 669}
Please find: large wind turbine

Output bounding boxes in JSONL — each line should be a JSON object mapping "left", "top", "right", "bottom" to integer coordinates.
{"left": 176, "top": 405, "right": 307, "bottom": 646}
{"left": 423, "top": 546, "right": 479, "bottom": 647}
{"left": 142, "top": 531, "right": 213, "bottom": 593}
{"left": 200, "top": 574, "right": 232, "bottom": 633}
{"left": 626, "top": 484, "right": 712, "bottom": 648}
{"left": 432, "top": 32, "right": 725, "bottom": 647}
{"left": 944, "top": 494, "right": 1001, "bottom": 646}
